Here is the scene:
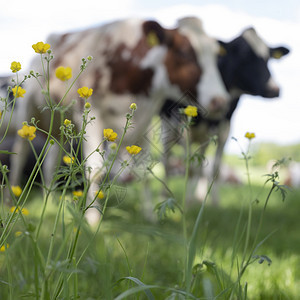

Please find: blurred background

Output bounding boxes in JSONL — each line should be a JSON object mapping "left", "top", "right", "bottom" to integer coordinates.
{"left": 1, "top": 0, "right": 299, "bottom": 154}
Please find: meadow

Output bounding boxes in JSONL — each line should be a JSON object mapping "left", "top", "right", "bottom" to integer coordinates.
{"left": 1, "top": 168, "right": 299, "bottom": 299}
{"left": 0, "top": 42, "right": 299, "bottom": 300}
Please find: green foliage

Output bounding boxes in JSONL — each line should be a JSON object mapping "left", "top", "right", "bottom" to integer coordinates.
{"left": 252, "top": 142, "right": 300, "bottom": 166}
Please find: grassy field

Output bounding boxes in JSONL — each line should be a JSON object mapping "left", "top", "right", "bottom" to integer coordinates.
{"left": 2, "top": 49, "right": 299, "bottom": 299}
{"left": 1, "top": 169, "right": 299, "bottom": 299}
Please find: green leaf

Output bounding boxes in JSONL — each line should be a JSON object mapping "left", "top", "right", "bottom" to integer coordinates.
{"left": 114, "top": 277, "right": 155, "bottom": 300}
{"left": 0, "top": 150, "right": 16, "bottom": 155}
{"left": 155, "top": 198, "right": 178, "bottom": 219}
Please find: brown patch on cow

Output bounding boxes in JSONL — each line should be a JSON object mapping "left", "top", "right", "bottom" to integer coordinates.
{"left": 107, "top": 39, "right": 154, "bottom": 95}
{"left": 90, "top": 69, "right": 103, "bottom": 93}
{"left": 164, "top": 29, "right": 202, "bottom": 95}
{"left": 51, "top": 31, "right": 90, "bottom": 69}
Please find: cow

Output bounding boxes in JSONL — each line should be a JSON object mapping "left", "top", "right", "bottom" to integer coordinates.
{"left": 8, "top": 18, "right": 229, "bottom": 224}
{"left": 161, "top": 26, "right": 289, "bottom": 204}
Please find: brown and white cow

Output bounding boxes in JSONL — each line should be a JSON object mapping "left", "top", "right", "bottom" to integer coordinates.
{"left": 161, "top": 26, "right": 289, "bottom": 204}
{"left": 8, "top": 18, "right": 229, "bottom": 223}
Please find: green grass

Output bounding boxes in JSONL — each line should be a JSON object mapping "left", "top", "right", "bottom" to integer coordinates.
{"left": 1, "top": 175, "right": 299, "bottom": 299}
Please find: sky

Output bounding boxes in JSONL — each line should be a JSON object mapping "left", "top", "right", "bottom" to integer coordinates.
{"left": 1, "top": 1, "right": 300, "bottom": 154}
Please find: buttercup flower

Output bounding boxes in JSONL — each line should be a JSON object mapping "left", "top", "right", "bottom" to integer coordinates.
{"left": 15, "top": 231, "right": 23, "bottom": 237}
{"left": 63, "top": 155, "right": 75, "bottom": 165}
{"left": 245, "top": 132, "right": 256, "bottom": 140}
{"left": 10, "top": 61, "right": 21, "bottom": 73}
{"left": 32, "top": 42, "right": 51, "bottom": 54}
{"left": 17, "top": 125, "right": 36, "bottom": 141}
{"left": 10, "top": 206, "right": 29, "bottom": 216}
{"left": 0, "top": 244, "right": 9, "bottom": 252}
{"left": 130, "top": 103, "right": 137, "bottom": 110}
{"left": 95, "top": 190, "right": 104, "bottom": 199}
{"left": 77, "top": 87, "right": 93, "bottom": 99}
{"left": 126, "top": 145, "right": 142, "bottom": 155}
{"left": 64, "top": 119, "right": 71, "bottom": 126}
{"left": 184, "top": 105, "right": 198, "bottom": 117}
{"left": 55, "top": 66, "right": 72, "bottom": 81}
{"left": 103, "top": 128, "right": 118, "bottom": 142}
{"left": 12, "top": 86, "right": 26, "bottom": 98}
{"left": 72, "top": 190, "right": 83, "bottom": 197}
{"left": 11, "top": 185, "right": 22, "bottom": 197}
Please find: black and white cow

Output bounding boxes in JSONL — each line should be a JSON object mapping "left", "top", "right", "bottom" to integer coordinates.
{"left": 161, "top": 26, "right": 289, "bottom": 204}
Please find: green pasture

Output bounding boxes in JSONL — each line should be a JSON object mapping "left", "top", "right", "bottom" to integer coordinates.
{"left": 1, "top": 167, "right": 299, "bottom": 299}
{"left": 1, "top": 46, "right": 299, "bottom": 299}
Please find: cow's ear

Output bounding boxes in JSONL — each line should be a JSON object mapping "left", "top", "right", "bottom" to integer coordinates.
{"left": 143, "top": 21, "right": 166, "bottom": 47}
{"left": 270, "top": 46, "right": 290, "bottom": 59}
{"left": 218, "top": 40, "right": 228, "bottom": 56}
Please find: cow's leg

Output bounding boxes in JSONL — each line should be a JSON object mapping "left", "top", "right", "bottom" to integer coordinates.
{"left": 161, "top": 116, "right": 181, "bottom": 179}
{"left": 9, "top": 138, "right": 30, "bottom": 199}
{"left": 43, "top": 142, "right": 61, "bottom": 187}
{"left": 193, "top": 142, "right": 210, "bottom": 202}
{"left": 83, "top": 107, "right": 104, "bottom": 225}
{"left": 8, "top": 91, "right": 33, "bottom": 201}
{"left": 210, "top": 120, "right": 230, "bottom": 205}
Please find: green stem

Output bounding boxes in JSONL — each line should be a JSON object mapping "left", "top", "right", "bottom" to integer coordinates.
{"left": 182, "top": 124, "right": 191, "bottom": 293}
{"left": 40, "top": 176, "right": 72, "bottom": 299}
{"left": 85, "top": 114, "right": 131, "bottom": 210}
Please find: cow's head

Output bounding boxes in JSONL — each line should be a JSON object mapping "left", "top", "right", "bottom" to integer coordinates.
{"left": 175, "top": 17, "right": 230, "bottom": 118}
{"left": 218, "top": 27, "right": 289, "bottom": 99}
{"left": 140, "top": 20, "right": 202, "bottom": 98}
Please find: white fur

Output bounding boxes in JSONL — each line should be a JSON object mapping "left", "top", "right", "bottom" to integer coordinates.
{"left": 178, "top": 17, "right": 229, "bottom": 114}
{"left": 242, "top": 28, "right": 270, "bottom": 60}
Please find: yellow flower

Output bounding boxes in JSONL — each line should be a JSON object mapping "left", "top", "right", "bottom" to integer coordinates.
{"left": 11, "top": 185, "right": 22, "bottom": 197}
{"left": 130, "top": 103, "right": 137, "bottom": 110}
{"left": 64, "top": 119, "right": 71, "bottom": 126}
{"left": 126, "top": 145, "right": 142, "bottom": 155}
{"left": 55, "top": 66, "right": 72, "bottom": 81}
{"left": 184, "top": 105, "right": 198, "bottom": 117}
{"left": 0, "top": 111, "right": 2, "bottom": 119}
{"left": 72, "top": 190, "right": 83, "bottom": 197}
{"left": 17, "top": 125, "right": 36, "bottom": 141}
{"left": 10, "top": 206, "right": 29, "bottom": 216}
{"left": 103, "top": 128, "right": 118, "bottom": 142}
{"left": 12, "top": 86, "right": 26, "bottom": 98}
{"left": 77, "top": 86, "right": 93, "bottom": 99}
{"left": 21, "top": 208, "right": 29, "bottom": 216}
{"left": 95, "top": 190, "right": 104, "bottom": 199}
{"left": 0, "top": 244, "right": 9, "bottom": 252}
{"left": 32, "top": 42, "right": 51, "bottom": 54}
{"left": 10, "top": 61, "right": 21, "bottom": 73}
{"left": 63, "top": 155, "right": 75, "bottom": 165}
{"left": 245, "top": 132, "right": 256, "bottom": 140}
{"left": 15, "top": 231, "right": 23, "bottom": 237}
